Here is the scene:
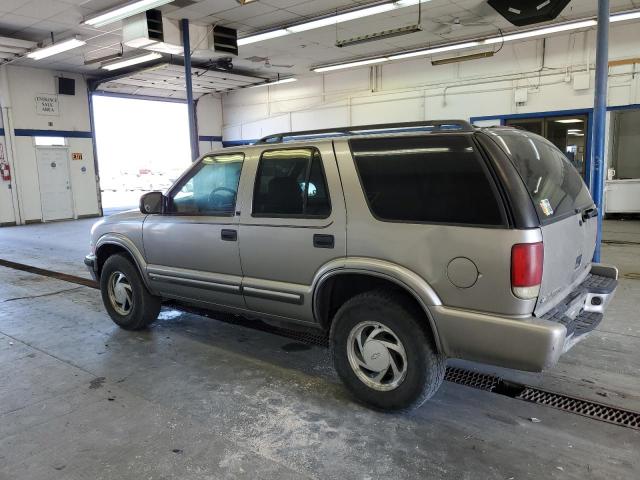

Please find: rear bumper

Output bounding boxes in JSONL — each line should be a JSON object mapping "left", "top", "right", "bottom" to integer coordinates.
{"left": 84, "top": 254, "right": 98, "bottom": 281}
{"left": 432, "top": 263, "right": 618, "bottom": 372}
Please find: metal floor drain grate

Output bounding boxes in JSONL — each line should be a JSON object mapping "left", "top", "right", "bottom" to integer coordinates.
{"left": 2, "top": 259, "right": 639, "bottom": 430}
{"left": 517, "top": 387, "right": 640, "bottom": 429}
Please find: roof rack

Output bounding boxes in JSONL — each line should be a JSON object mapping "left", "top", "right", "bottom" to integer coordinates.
{"left": 255, "top": 120, "right": 474, "bottom": 145}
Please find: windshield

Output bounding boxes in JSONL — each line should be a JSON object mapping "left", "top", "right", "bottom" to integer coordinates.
{"left": 488, "top": 129, "right": 593, "bottom": 223}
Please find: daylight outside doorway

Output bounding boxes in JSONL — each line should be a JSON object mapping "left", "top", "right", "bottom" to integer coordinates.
{"left": 92, "top": 95, "right": 192, "bottom": 214}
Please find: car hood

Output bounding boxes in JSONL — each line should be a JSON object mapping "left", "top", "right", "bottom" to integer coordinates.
{"left": 89, "top": 210, "right": 146, "bottom": 246}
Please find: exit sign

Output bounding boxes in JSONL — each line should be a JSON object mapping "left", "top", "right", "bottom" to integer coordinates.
{"left": 72, "top": 152, "right": 83, "bottom": 160}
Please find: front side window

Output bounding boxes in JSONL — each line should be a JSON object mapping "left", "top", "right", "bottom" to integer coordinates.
{"left": 167, "top": 153, "right": 244, "bottom": 216}
{"left": 253, "top": 148, "right": 331, "bottom": 218}
{"left": 350, "top": 135, "right": 504, "bottom": 226}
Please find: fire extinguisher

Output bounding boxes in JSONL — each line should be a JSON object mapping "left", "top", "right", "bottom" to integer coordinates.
{"left": 0, "top": 161, "right": 10, "bottom": 181}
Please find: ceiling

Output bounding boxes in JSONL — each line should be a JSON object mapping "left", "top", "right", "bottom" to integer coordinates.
{"left": 0, "top": 0, "right": 639, "bottom": 90}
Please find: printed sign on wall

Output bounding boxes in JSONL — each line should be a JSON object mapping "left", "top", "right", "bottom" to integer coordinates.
{"left": 72, "top": 152, "right": 83, "bottom": 160}
{"left": 35, "top": 94, "right": 59, "bottom": 116}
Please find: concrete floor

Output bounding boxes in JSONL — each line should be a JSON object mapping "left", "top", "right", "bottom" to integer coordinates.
{"left": 0, "top": 217, "right": 639, "bottom": 479}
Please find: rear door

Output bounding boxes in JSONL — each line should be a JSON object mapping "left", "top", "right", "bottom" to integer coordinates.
{"left": 490, "top": 130, "right": 596, "bottom": 316}
{"left": 237, "top": 142, "right": 346, "bottom": 323}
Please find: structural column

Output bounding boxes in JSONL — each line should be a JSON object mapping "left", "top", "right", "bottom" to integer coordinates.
{"left": 181, "top": 18, "right": 199, "bottom": 161}
{"left": 590, "top": 0, "right": 609, "bottom": 262}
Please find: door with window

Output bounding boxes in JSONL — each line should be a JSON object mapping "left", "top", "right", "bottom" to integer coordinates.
{"left": 237, "top": 143, "right": 346, "bottom": 322}
{"left": 142, "top": 152, "right": 246, "bottom": 308}
{"left": 36, "top": 147, "right": 74, "bottom": 221}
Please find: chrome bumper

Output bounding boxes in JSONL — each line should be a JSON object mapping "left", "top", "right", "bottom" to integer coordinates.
{"left": 84, "top": 254, "right": 98, "bottom": 281}
{"left": 432, "top": 263, "right": 618, "bottom": 373}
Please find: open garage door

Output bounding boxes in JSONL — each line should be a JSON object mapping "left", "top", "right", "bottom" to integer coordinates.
{"left": 92, "top": 94, "right": 192, "bottom": 214}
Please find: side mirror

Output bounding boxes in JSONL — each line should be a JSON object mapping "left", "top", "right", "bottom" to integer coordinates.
{"left": 140, "top": 191, "right": 164, "bottom": 215}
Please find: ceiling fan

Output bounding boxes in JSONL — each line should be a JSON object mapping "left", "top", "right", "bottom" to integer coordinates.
{"left": 245, "top": 55, "right": 294, "bottom": 69}
{"left": 432, "top": 16, "right": 492, "bottom": 35}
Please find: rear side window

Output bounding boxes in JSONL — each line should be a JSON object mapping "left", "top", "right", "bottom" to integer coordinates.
{"left": 350, "top": 135, "right": 504, "bottom": 226}
{"left": 253, "top": 148, "right": 331, "bottom": 218}
{"left": 489, "top": 130, "right": 593, "bottom": 223}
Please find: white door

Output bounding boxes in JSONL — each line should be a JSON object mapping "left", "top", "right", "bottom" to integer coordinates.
{"left": 36, "top": 147, "right": 74, "bottom": 221}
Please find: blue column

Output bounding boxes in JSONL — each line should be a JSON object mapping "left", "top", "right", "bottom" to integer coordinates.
{"left": 590, "top": 0, "right": 609, "bottom": 262}
{"left": 182, "top": 18, "right": 199, "bottom": 161}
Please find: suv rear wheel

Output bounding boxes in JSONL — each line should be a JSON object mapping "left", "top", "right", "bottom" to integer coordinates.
{"left": 100, "top": 253, "right": 161, "bottom": 330}
{"left": 330, "top": 290, "right": 445, "bottom": 410}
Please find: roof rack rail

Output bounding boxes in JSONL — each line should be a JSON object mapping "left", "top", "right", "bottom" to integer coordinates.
{"left": 255, "top": 120, "right": 474, "bottom": 144}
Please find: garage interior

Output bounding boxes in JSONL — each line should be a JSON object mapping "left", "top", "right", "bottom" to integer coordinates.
{"left": 0, "top": 0, "right": 639, "bottom": 478}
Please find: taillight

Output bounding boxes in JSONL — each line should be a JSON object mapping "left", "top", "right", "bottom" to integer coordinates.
{"left": 511, "top": 242, "right": 544, "bottom": 299}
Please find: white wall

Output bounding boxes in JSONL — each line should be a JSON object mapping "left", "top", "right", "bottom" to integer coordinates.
{"left": 218, "top": 20, "right": 640, "bottom": 143}
{"left": 0, "top": 65, "right": 100, "bottom": 225}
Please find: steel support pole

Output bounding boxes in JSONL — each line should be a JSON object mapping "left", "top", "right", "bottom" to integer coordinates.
{"left": 590, "top": 0, "right": 609, "bottom": 262}
{"left": 182, "top": 18, "right": 199, "bottom": 161}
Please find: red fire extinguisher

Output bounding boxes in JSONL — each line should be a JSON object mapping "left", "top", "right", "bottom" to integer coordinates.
{"left": 0, "top": 161, "right": 10, "bottom": 181}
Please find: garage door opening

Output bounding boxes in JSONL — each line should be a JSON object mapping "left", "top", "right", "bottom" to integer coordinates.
{"left": 92, "top": 94, "right": 192, "bottom": 214}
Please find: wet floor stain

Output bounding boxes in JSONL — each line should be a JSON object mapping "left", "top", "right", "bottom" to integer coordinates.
{"left": 281, "top": 342, "right": 312, "bottom": 352}
{"left": 89, "top": 377, "right": 106, "bottom": 389}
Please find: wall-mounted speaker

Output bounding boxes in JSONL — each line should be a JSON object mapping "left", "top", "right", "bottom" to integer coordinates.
{"left": 58, "top": 77, "right": 75, "bottom": 95}
{"left": 488, "top": 0, "right": 572, "bottom": 26}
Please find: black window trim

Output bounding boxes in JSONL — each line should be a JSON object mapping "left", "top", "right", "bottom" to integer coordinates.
{"left": 251, "top": 146, "right": 332, "bottom": 220}
{"left": 348, "top": 133, "right": 509, "bottom": 229}
{"left": 165, "top": 152, "right": 245, "bottom": 218}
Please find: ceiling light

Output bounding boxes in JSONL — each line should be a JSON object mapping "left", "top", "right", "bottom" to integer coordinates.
{"left": 238, "top": 0, "right": 431, "bottom": 45}
{"left": 83, "top": 0, "right": 174, "bottom": 28}
{"left": 238, "top": 29, "right": 288, "bottom": 46}
{"left": 101, "top": 52, "right": 162, "bottom": 70}
{"left": 27, "top": 38, "right": 86, "bottom": 60}
{"left": 555, "top": 119, "right": 584, "bottom": 124}
{"left": 314, "top": 57, "right": 388, "bottom": 73}
{"left": 431, "top": 51, "right": 494, "bottom": 65}
{"left": 336, "top": 25, "right": 422, "bottom": 48}
{"left": 610, "top": 10, "right": 640, "bottom": 22}
{"left": 250, "top": 77, "right": 297, "bottom": 88}
{"left": 483, "top": 19, "right": 597, "bottom": 44}
{"left": 567, "top": 129, "right": 583, "bottom": 133}
{"left": 389, "top": 41, "right": 481, "bottom": 60}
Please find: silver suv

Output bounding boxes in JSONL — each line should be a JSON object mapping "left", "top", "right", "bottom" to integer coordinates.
{"left": 85, "top": 120, "right": 618, "bottom": 410}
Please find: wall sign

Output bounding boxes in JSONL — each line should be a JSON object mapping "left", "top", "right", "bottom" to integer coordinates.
{"left": 72, "top": 152, "right": 83, "bottom": 160}
{"left": 35, "top": 94, "right": 59, "bottom": 116}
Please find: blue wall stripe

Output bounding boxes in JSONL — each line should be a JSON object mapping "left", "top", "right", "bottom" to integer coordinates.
{"left": 0, "top": 127, "right": 4, "bottom": 136}
{"left": 14, "top": 129, "right": 93, "bottom": 138}
{"left": 198, "top": 135, "right": 223, "bottom": 142}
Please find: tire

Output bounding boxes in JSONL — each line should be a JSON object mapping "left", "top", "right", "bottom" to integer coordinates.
{"left": 100, "top": 253, "right": 161, "bottom": 330}
{"left": 330, "top": 289, "right": 446, "bottom": 411}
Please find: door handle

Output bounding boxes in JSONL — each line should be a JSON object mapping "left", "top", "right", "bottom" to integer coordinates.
{"left": 313, "top": 234, "right": 334, "bottom": 249}
{"left": 221, "top": 229, "right": 237, "bottom": 241}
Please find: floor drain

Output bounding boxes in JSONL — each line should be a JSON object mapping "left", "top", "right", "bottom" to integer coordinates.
{"left": 516, "top": 387, "right": 640, "bottom": 429}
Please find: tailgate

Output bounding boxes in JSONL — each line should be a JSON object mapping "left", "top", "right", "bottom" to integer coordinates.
{"left": 536, "top": 213, "right": 597, "bottom": 316}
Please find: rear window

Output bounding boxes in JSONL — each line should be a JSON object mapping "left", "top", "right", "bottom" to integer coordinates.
{"left": 489, "top": 130, "right": 593, "bottom": 223}
{"left": 350, "top": 135, "right": 505, "bottom": 226}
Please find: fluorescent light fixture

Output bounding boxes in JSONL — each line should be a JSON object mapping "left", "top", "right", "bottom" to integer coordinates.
{"left": 250, "top": 77, "right": 297, "bottom": 88}
{"left": 27, "top": 38, "right": 86, "bottom": 60}
{"left": 238, "top": 0, "right": 431, "bottom": 45}
{"left": 483, "top": 19, "right": 597, "bottom": 44}
{"left": 389, "top": 41, "right": 481, "bottom": 60}
{"left": 567, "top": 129, "right": 583, "bottom": 133}
{"left": 238, "top": 29, "right": 288, "bottom": 46}
{"left": 431, "top": 51, "right": 494, "bottom": 65}
{"left": 610, "top": 10, "right": 640, "bottom": 22}
{"left": 336, "top": 25, "right": 422, "bottom": 48}
{"left": 555, "top": 119, "right": 584, "bottom": 124}
{"left": 101, "top": 52, "right": 162, "bottom": 70}
{"left": 83, "top": 0, "right": 174, "bottom": 28}
{"left": 314, "top": 57, "right": 388, "bottom": 73}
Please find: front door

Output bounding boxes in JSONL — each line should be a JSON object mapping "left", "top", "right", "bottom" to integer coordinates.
{"left": 36, "top": 147, "right": 73, "bottom": 221}
{"left": 237, "top": 142, "right": 346, "bottom": 323}
{"left": 143, "top": 152, "right": 246, "bottom": 309}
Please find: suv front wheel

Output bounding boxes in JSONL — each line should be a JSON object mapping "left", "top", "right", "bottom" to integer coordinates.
{"left": 100, "top": 253, "right": 161, "bottom": 330}
{"left": 330, "top": 290, "right": 445, "bottom": 411}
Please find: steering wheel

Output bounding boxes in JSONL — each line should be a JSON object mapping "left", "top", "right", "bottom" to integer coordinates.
{"left": 208, "top": 187, "right": 236, "bottom": 210}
